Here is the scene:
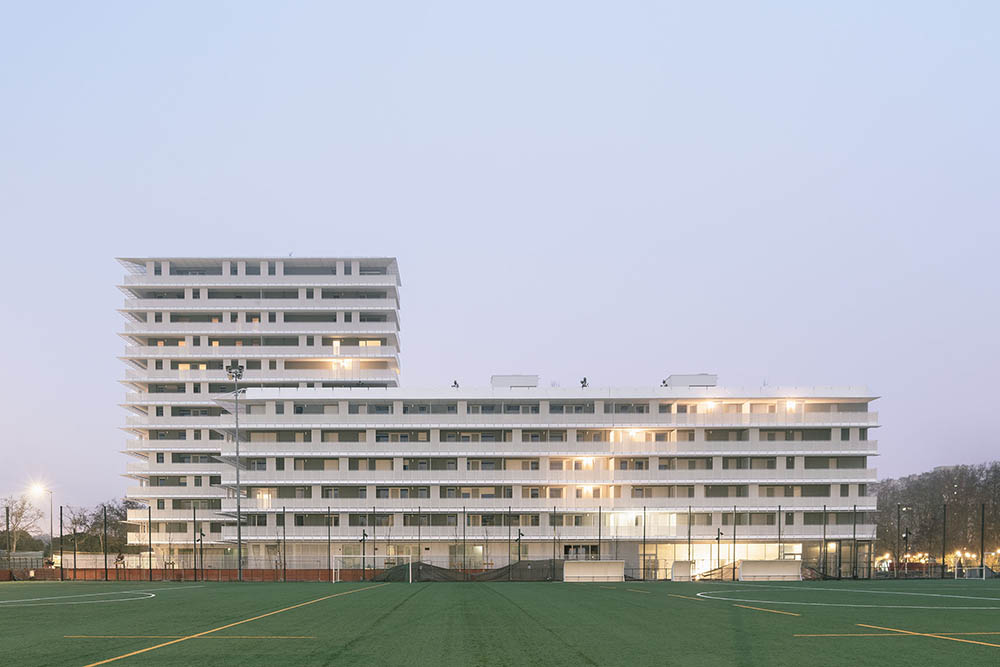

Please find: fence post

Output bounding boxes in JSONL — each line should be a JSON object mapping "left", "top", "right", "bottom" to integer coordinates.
{"left": 59, "top": 506, "right": 64, "bottom": 581}
{"left": 852, "top": 504, "right": 857, "bottom": 579}
{"left": 980, "top": 503, "right": 986, "bottom": 574}
{"left": 282, "top": 505, "right": 287, "bottom": 583}
{"left": 642, "top": 506, "right": 646, "bottom": 581}
{"left": 327, "top": 506, "right": 332, "bottom": 583}
{"left": 732, "top": 505, "right": 737, "bottom": 582}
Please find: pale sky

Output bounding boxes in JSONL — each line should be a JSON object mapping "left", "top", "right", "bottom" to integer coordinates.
{"left": 1, "top": 2, "right": 998, "bottom": 523}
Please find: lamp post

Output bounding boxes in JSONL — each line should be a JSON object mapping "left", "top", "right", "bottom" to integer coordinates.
{"left": 30, "top": 484, "right": 53, "bottom": 563}
{"left": 227, "top": 363, "right": 244, "bottom": 582}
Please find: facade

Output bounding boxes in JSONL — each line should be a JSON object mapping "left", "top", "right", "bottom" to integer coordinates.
{"left": 120, "top": 257, "right": 401, "bottom": 555}
{"left": 121, "top": 257, "right": 879, "bottom": 578}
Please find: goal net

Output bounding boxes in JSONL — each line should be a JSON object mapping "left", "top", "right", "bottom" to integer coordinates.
{"left": 738, "top": 560, "right": 802, "bottom": 581}
{"left": 957, "top": 566, "right": 993, "bottom": 580}
{"left": 563, "top": 560, "right": 625, "bottom": 582}
{"left": 332, "top": 555, "right": 413, "bottom": 583}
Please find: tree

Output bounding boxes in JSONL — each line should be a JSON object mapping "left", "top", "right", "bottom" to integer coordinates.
{"left": 2, "top": 495, "right": 44, "bottom": 553}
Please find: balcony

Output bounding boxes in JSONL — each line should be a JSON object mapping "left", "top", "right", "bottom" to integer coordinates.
{"left": 215, "top": 439, "right": 879, "bottom": 459}
{"left": 216, "top": 467, "right": 878, "bottom": 486}
{"left": 183, "top": 411, "right": 879, "bottom": 429}
{"left": 126, "top": 462, "right": 224, "bottom": 476}
{"left": 126, "top": 509, "right": 229, "bottom": 523}
{"left": 121, "top": 345, "right": 399, "bottom": 360}
{"left": 220, "top": 496, "right": 875, "bottom": 514}
{"left": 121, "top": 298, "right": 399, "bottom": 313}
{"left": 122, "top": 368, "right": 400, "bottom": 384}
{"left": 218, "top": 524, "right": 877, "bottom": 543}
{"left": 121, "top": 321, "right": 401, "bottom": 335}
{"left": 126, "top": 486, "right": 228, "bottom": 498}
{"left": 122, "top": 273, "right": 399, "bottom": 287}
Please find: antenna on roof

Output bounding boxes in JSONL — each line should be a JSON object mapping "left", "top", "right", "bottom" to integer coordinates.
{"left": 580, "top": 377, "right": 588, "bottom": 388}
{"left": 660, "top": 379, "right": 668, "bottom": 387}
{"left": 451, "top": 380, "right": 459, "bottom": 388}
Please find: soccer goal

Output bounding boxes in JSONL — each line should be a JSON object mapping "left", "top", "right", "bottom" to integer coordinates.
{"left": 332, "top": 555, "right": 412, "bottom": 583}
{"left": 738, "top": 560, "right": 802, "bottom": 581}
{"left": 670, "top": 560, "right": 693, "bottom": 582}
{"left": 958, "top": 566, "right": 993, "bottom": 580}
{"left": 563, "top": 560, "right": 625, "bottom": 582}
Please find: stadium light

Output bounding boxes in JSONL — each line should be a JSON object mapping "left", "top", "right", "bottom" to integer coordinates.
{"left": 29, "top": 482, "right": 53, "bottom": 562}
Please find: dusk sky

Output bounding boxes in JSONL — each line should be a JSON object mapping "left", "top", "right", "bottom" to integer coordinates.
{"left": 1, "top": 2, "right": 998, "bottom": 522}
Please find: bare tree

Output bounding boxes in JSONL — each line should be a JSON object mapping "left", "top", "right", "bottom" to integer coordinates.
{"left": 2, "top": 495, "right": 45, "bottom": 553}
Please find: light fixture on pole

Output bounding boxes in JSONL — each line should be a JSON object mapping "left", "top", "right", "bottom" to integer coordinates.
{"left": 227, "top": 362, "right": 245, "bottom": 583}
{"left": 30, "top": 483, "right": 53, "bottom": 564}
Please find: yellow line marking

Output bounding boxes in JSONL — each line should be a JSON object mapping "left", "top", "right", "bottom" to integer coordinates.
{"left": 626, "top": 588, "right": 651, "bottom": 594}
{"left": 81, "top": 583, "right": 388, "bottom": 666}
{"left": 668, "top": 594, "right": 703, "bottom": 602}
{"left": 858, "top": 624, "right": 1000, "bottom": 649}
{"left": 733, "top": 604, "right": 800, "bottom": 617}
{"left": 797, "top": 631, "right": 1000, "bottom": 638}
{"left": 67, "top": 635, "right": 315, "bottom": 639}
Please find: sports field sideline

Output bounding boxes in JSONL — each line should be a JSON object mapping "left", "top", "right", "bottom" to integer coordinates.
{"left": 2, "top": 579, "right": 999, "bottom": 666}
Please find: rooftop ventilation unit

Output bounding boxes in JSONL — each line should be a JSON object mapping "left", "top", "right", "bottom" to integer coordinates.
{"left": 491, "top": 375, "right": 539, "bottom": 389}
{"left": 665, "top": 374, "right": 717, "bottom": 388}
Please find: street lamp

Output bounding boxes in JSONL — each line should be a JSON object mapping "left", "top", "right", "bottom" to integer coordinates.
{"left": 30, "top": 483, "right": 53, "bottom": 564}
{"left": 227, "top": 363, "right": 244, "bottom": 583}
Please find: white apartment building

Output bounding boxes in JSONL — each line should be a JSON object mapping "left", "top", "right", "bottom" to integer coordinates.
{"left": 120, "top": 257, "right": 401, "bottom": 557}
{"left": 122, "top": 257, "right": 878, "bottom": 578}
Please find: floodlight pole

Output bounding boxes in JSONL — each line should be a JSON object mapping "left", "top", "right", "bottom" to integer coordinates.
{"left": 282, "top": 505, "right": 287, "bottom": 583}
{"left": 852, "top": 504, "right": 857, "bottom": 579}
{"left": 732, "top": 505, "right": 737, "bottom": 582}
{"left": 103, "top": 506, "right": 108, "bottom": 581}
{"left": 507, "top": 506, "right": 511, "bottom": 580}
{"left": 980, "top": 503, "right": 986, "bottom": 573}
{"left": 227, "top": 363, "right": 244, "bottom": 582}
{"left": 777, "top": 504, "right": 782, "bottom": 560}
{"left": 687, "top": 506, "right": 692, "bottom": 562}
{"left": 642, "top": 506, "right": 647, "bottom": 581}
{"left": 147, "top": 504, "right": 152, "bottom": 581}
{"left": 895, "top": 503, "right": 900, "bottom": 579}
{"left": 59, "top": 506, "right": 64, "bottom": 581}
{"left": 192, "top": 505, "right": 197, "bottom": 582}
{"left": 327, "top": 506, "right": 332, "bottom": 584}
{"left": 941, "top": 503, "right": 947, "bottom": 579}
{"left": 822, "top": 504, "right": 827, "bottom": 576}
{"left": 361, "top": 530, "right": 367, "bottom": 581}
{"left": 598, "top": 505, "right": 602, "bottom": 561}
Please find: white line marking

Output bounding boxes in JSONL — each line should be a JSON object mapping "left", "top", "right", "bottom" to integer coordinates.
{"left": 0, "top": 586, "right": 205, "bottom": 608}
{"left": 695, "top": 589, "right": 1000, "bottom": 610}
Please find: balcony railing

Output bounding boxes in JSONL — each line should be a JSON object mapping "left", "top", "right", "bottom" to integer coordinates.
{"left": 122, "top": 345, "right": 398, "bottom": 360}
{"left": 216, "top": 467, "right": 878, "bottom": 486}
{"left": 122, "top": 368, "right": 400, "bottom": 384}
{"left": 219, "top": 496, "right": 876, "bottom": 514}
{"left": 214, "top": 439, "right": 879, "bottom": 458}
{"left": 122, "top": 273, "right": 399, "bottom": 287}
{"left": 218, "top": 524, "right": 877, "bottom": 542}
{"left": 121, "top": 298, "right": 399, "bottom": 312}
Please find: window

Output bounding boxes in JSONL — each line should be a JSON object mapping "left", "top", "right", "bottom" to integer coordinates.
{"left": 785, "top": 512, "right": 794, "bottom": 525}
{"left": 841, "top": 428, "right": 850, "bottom": 441}
{"left": 194, "top": 476, "right": 202, "bottom": 487}
{"left": 858, "top": 484, "right": 867, "bottom": 497}
{"left": 786, "top": 456, "right": 795, "bottom": 469}
{"left": 156, "top": 499, "right": 165, "bottom": 510}
{"left": 153, "top": 262, "right": 162, "bottom": 275}
{"left": 275, "top": 403, "right": 284, "bottom": 415}
{"left": 268, "top": 261, "right": 276, "bottom": 275}
{"left": 275, "top": 458, "right": 285, "bottom": 471}
{"left": 210, "top": 476, "right": 221, "bottom": 486}
{"left": 841, "top": 484, "right": 850, "bottom": 497}
{"left": 859, "top": 428, "right": 868, "bottom": 441}
{"left": 155, "top": 453, "right": 164, "bottom": 463}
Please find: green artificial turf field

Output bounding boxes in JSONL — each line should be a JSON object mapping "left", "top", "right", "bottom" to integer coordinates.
{"left": 2, "top": 579, "right": 999, "bottom": 666}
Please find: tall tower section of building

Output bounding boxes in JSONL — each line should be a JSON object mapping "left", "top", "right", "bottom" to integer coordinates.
{"left": 119, "top": 257, "right": 401, "bottom": 557}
